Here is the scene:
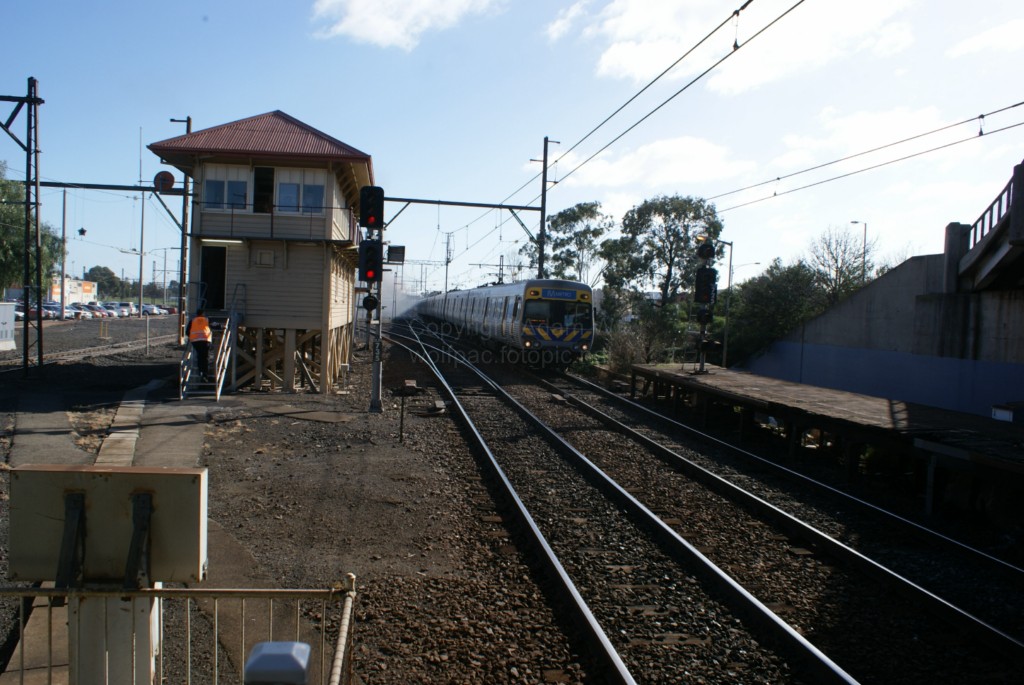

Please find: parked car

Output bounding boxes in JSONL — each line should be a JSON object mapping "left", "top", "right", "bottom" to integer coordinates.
{"left": 67, "top": 304, "right": 93, "bottom": 319}
{"left": 118, "top": 302, "right": 139, "bottom": 317}
{"left": 85, "top": 304, "right": 110, "bottom": 317}
{"left": 14, "top": 306, "right": 25, "bottom": 321}
{"left": 102, "top": 303, "right": 123, "bottom": 317}
{"left": 41, "top": 304, "right": 63, "bottom": 320}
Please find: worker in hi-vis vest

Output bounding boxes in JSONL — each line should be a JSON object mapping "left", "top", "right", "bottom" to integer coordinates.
{"left": 188, "top": 308, "right": 213, "bottom": 381}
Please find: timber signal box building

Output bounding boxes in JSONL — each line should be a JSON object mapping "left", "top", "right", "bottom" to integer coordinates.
{"left": 149, "top": 110, "right": 374, "bottom": 395}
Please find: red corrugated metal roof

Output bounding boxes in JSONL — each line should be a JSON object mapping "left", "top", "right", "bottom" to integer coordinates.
{"left": 148, "top": 111, "right": 370, "bottom": 161}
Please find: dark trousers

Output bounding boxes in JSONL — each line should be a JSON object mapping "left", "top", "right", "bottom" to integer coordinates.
{"left": 193, "top": 340, "right": 210, "bottom": 377}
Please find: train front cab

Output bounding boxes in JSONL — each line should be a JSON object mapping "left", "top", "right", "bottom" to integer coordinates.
{"left": 519, "top": 283, "right": 593, "bottom": 367}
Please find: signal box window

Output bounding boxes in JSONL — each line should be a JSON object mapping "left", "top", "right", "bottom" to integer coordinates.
{"left": 203, "top": 165, "right": 248, "bottom": 210}
{"left": 277, "top": 169, "right": 326, "bottom": 215}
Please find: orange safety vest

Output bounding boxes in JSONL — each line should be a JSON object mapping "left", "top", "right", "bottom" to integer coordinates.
{"left": 189, "top": 316, "right": 212, "bottom": 343}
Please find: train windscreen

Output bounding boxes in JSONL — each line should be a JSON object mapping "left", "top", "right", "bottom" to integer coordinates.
{"left": 523, "top": 300, "right": 592, "bottom": 328}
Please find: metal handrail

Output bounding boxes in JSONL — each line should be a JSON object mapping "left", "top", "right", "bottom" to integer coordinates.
{"left": 0, "top": 578, "right": 358, "bottom": 685}
{"left": 970, "top": 175, "right": 1014, "bottom": 248}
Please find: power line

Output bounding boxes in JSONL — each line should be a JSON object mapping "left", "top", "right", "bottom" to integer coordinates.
{"left": 717, "top": 119, "right": 1024, "bottom": 213}
{"left": 441, "top": 0, "right": 769, "bottom": 259}
{"left": 498, "top": 1, "right": 758, "bottom": 206}
{"left": 556, "top": 0, "right": 809, "bottom": 188}
{"left": 709, "top": 99, "right": 1024, "bottom": 202}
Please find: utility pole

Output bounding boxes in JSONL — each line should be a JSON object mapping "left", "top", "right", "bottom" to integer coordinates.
{"left": 171, "top": 116, "right": 191, "bottom": 342}
{"left": 538, "top": 136, "right": 549, "bottom": 279}
{"left": 60, "top": 189, "right": 67, "bottom": 319}
{"left": 531, "top": 136, "right": 559, "bottom": 279}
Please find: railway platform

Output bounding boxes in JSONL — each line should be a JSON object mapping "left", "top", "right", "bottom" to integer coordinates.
{"left": 624, "top": 363, "right": 1024, "bottom": 518}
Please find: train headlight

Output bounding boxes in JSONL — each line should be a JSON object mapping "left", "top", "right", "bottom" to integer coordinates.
{"left": 581, "top": 343, "right": 589, "bottom": 351}
{"left": 524, "top": 339, "right": 533, "bottom": 348}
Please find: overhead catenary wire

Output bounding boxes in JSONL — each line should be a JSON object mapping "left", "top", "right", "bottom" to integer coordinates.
{"left": 717, "top": 118, "right": 1024, "bottom": 213}
{"left": 708, "top": 99, "right": 1024, "bottom": 202}
{"left": 423, "top": 0, "right": 768, "bottom": 276}
{"left": 555, "top": 0, "right": 809, "bottom": 189}
{"left": 498, "top": 0, "right": 759, "bottom": 207}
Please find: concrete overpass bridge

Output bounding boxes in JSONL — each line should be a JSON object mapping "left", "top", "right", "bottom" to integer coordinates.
{"left": 956, "top": 160, "right": 1024, "bottom": 291}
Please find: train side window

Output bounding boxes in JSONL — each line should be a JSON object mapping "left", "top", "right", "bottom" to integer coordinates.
{"left": 512, "top": 297, "right": 521, "bottom": 323}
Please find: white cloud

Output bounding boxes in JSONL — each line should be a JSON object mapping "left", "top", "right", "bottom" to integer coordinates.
{"left": 560, "top": 136, "right": 754, "bottom": 189}
{"left": 312, "top": 0, "right": 502, "bottom": 51}
{"left": 947, "top": 19, "right": 1024, "bottom": 57}
{"left": 546, "top": 1, "right": 592, "bottom": 42}
{"left": 578, "top": 0, "right": 918, "bottom": 94}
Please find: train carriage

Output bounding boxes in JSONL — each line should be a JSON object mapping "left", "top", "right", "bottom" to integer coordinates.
{"left": 416, "top": 279, "right": 594, "bottom": 366}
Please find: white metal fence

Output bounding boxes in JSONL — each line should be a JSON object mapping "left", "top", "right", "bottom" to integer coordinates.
{"left": 0, "top": 577, "right": 357, "bottom": 685}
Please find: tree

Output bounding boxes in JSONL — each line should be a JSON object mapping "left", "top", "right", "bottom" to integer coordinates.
{"left": 0, "top": 162, "right": 24, "bottom": 291}
{"left": 726, "top": 258, "right": 824, "bottom": 365}
{"left": 520, "top": 201, "right": 613, "bottom": 284}
{"left": 545, "top": 202, "right": 613, "bottom": 284}
{"left": 0, "top": 161, "right": 61, "bottom": 295}
{"left": 600, "top": 195, "right": 723, "bottom": 307}
{"left": 808, "top": 226, "right": 878, "bottom": 305}
{"left": 86, "top": 265, "right": 121, "bottom": 299}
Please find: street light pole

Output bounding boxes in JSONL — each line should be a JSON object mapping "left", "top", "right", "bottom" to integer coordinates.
{"left": 851, "top": 220, "right": 867, "bottom": 284}
{"left": 720, "top": 240, "right": 733, "bottom": 368}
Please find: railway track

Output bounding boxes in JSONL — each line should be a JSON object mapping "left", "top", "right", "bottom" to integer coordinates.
{"left": 389, "top": 320, "right": 1021, "bottom": 683}
{"left": 0, "top": 318, "right": 181, "bottom": 373}
{"left": 538, "top": 371, "right": 1024, "bottom": 645}
{"left": 390, "top": 324, "right": 854, "bottom": 684}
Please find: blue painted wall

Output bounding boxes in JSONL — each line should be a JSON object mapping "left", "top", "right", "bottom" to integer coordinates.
{"left": 747, "top": 341, "right": 1024, "bottom": 416}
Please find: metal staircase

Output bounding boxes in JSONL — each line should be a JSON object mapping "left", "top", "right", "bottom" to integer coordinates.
{"left": 179, "top": 285, "right": 246, "bottom": 400}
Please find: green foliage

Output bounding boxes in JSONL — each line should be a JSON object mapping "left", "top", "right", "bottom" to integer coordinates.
{"left": 0, "top": 162, "right": 24, "bottom": 290}
{"left": 600, "top": 194, "right": 723, "bottom": 307}
{"left": 726, "top": 258, "right": 825, "bottom": 365}
{"left": 0, "top": 162, "right": 61, "bottom": 293}
{"left": 86, "top": 265, "right": 120, "bottom": 296}
{"left": 520, "top": 201, "right": 613, "bottom": 284}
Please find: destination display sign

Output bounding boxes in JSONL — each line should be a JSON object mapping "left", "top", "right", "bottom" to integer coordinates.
{"left": 541, "top": 288, "right": 577, "bottom": 300}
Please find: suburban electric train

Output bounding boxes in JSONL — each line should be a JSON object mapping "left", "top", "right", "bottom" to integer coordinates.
{"left": 415, "top": 279, "right": 595, "bottom": 366}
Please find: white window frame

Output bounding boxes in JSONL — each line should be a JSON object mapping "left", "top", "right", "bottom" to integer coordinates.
{"left": 202, "top": 164, "right": 250, "bottom": 212}
{"left": 276, "top": 169, "right": 326, "bottom": 216}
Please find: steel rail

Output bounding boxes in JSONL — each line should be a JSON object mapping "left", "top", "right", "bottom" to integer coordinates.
{"left": 493, "top": 375, "right": 858, "bottom": 684}
{"left": 557, "top": 371, "right": 1024, "bottom": 577}
{"left": 382, "top": 328, "right": 637, "bottom": 685}
{"left": 540, "top": 373, "right": 1024, "bottom": 662}
{"left": 387, "top": 325, "right": 857, "bottom": 684}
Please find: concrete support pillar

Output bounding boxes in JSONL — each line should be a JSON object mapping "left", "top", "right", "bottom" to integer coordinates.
{"left": 942, "top": 222, "right": 970, "bottom": 294}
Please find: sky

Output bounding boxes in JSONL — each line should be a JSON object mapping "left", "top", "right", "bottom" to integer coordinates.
{"left": 3, "top": 0, "right": 1023, "bottom": 296}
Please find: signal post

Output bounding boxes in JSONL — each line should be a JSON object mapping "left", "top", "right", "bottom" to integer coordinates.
{"left": 358, "top": 186, "right": 386, "bottom": 412}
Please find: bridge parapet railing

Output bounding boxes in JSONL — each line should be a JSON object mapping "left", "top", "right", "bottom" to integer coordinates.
{"left": 971, "top": 175, "right": 1015, "bottom": 249}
